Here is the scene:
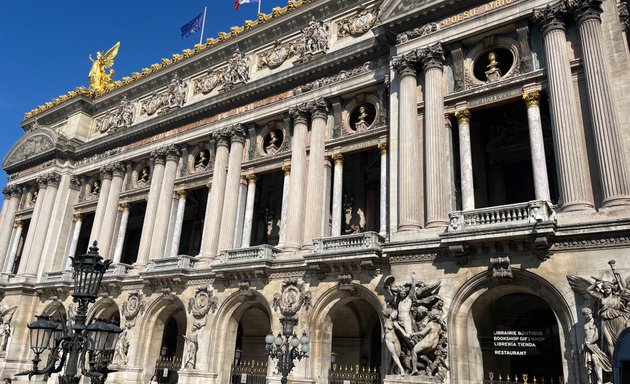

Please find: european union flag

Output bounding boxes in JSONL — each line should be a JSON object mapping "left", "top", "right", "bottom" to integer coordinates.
{"left": 181, "top": 12, "right": 204, "bottom": 39}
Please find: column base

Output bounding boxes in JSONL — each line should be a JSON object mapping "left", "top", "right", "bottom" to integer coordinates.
{"left": 601, "top": 195, "right": 630, "bottom": 209}
{"left": 559, "top": 201, "right": 595, "bottom": 212}
{"left": 425, "top": 219, "right": 448, "bottom": 229}
{"left": 397, "top": 224, "right": 423, "bottom": 232}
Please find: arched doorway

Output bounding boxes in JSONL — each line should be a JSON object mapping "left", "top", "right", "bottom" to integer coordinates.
{"left": 231, "top": 304, "right": 270, "bottom": 384}
{"left": 329, "top": 300, "right": 381, "bottom": 370}
{"left": 614, "top": 329, "right": 630, "bottom": 384}
{"left": 474, "top": 292, "right": 563, "bottom": 382}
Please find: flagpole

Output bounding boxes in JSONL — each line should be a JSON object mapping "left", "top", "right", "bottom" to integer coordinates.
{"left": 199, "top": 6, "right": 207, "bottom": 45}
{"left": 258, "top": 0, "right": 261, "bottom": 16}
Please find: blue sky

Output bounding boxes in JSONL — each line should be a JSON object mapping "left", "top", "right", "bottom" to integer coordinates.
{"left": 0, "top": 0, "right": 288, "bottom": 189}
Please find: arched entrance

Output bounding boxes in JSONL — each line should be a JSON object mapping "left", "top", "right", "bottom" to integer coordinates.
{"left": 614, "top": 329, "right": 630, "bottom": 384}
{"left": 231, "top": 304, "right": 270, "bottom": 384}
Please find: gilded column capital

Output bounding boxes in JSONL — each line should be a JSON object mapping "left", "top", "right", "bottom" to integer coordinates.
{"left": 419, "top": 43, "right": 445, "bottom": 71}
{"left": 289, "top": 103, "right": 311, "bottom": 126}
{"left": 165, "top": 144, "right": 182, "bottom": 162}
{"left": 567, "top": 0, "right": 603, "bottom": 24}
{"left": 245, "top": 172, "right": 257, "bottom": 184}
{"left": 378, "top": 141, "right": 388, "bottom": 155}
{"left": 523, "top": 91, "right": 541, "bottom": 108}
{"left": 151, "top": 147, "right": 168, "bottom": 165}
{"left": 229, "top": 124, "right": 247, "bottom": 145}
{"left": 391, "top": 50, "right": 420, "bottom": 78}
{"left": 206, "top": 180, "right": 213, "bottom": 190}
{"left": 332, "top": 152, "right": 344, "bottom": 165}
{"left": 176, "top": 189, "right": 187, "bottom": 199}
{"left": 454, "top": 109, "right": 471, "bottom": 125}
{"left": 282, "top": 163, "right": 291, "bottom": 176}
{"left": 310, "top": 98, "right": 329, "bottom": 120}
{"left": 73, "top": 212, "right": 84, "bottom": 221}
{"left": 15, "top": 219, "right": 24, "bottom": 228}
{"left": 533, "top": 2, "right": 568, "bottom": 35}
{"left": 213, "top": 127, "right": 232, "bottom": 148}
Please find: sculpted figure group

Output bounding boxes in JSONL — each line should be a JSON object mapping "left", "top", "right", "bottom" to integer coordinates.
{"left": 568, "top": 260, "right": 630, "bottom": 384}
{"left": 383, "top": 273, "right": 448, "bottom": 380}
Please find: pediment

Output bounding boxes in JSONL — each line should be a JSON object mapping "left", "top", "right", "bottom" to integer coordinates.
{"left": 379, "top": 0, "right": 456, "bottom": 27}
{"left": 3, "top": 129, "right": 57, "bottom": 169}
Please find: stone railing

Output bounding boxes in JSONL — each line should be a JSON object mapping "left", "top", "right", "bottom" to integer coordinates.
{"left": 104, "top": 263, "right": 131, "bottom": 277}
{"left": 218, "top": 245, "right": 279, "bottom": 264}
{"left": 312, "top": 231, "right": 384, "bottom": 254}
{"left": 447, "top": 200, "right": 554, "bottom": 232}
{"left": 42, "top": 270, "right": 73, "bottom": 283}
{"left": 146, "top": 255, "right": 196, "bottom": 272}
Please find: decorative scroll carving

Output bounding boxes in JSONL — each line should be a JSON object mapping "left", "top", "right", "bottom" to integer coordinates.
{"left": 140, "top": 75, "right": 188, "bottom": 117}
{"left": 95, "top": 96, "right": 136, "bottom": 134}
{"left": 490, "top": 256, "right": 513, "bottom": 279}
{"left": 187, "top": 286, "right": 218, "bottom": 331}
{"left": 383, "top": 274, "right": 448, "bottom": 380}
{"left": 238, "top": 281, "right": 254, "bottom": 297}
{"left": 337, "top": 274, "right": 356, "bottom": 295}
{"left": 121, "top": 291, "right": 146, "bottom": 328}
{"left": 391, "top": 50, "right": 421, "bottom": 77}
{"left": 566, "top": 0, "right": 603, "bottom": 24}
{"left": 337, "top": 6, "right": 378, "bottom": 38}
{"left": 294, "top": 61, "right": 374, "bottom": 94}
{"left": 418, "top": 43, "right": 445, "bottom": 70}
{"left": 396, "top": 22, "right": 439, "bottom": 43}
{"left": 272, "top": 278, "right": 312, "bottom": 317}
{"left": 193, "top": 70, "right": 222, "bottom": 95}
{"left": 568, "top": 259, "right": 628, "bottom": 384}
{"left": 258, "top": 41, "right": 297, "bottom": 69}
{"left": 75, "top": 148, "right": 121, "bottom": 167}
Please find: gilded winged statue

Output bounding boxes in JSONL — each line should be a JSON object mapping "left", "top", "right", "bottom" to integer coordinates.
{"left": 88, "top": 42, "right": 120, "bottom": 90}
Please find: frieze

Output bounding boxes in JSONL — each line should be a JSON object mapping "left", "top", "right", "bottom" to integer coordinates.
{"left": 467, "top": 88, "right": 522, "bottom": 108}
{"left": 192, "top": 70, "right": 222, "bottom": 95}
{"left": 551, "top": 235, "right": 630, "bottom": 251}
{"left": 258, "top": 41, "right": 298, "bottom": 70}
{"left": 294, "top": 61, "right": 375, "bottom": 94}
{"left": 140, "top": 74, "right": 188, "bottom": 117}
{"left": 388, "top": 253, "right": 438, "bottom": 264}
{"left": 75, "top": 148, "right": 122, "bottom": 167}
{"left": 337, "top": 6, "right": 378, "bottom": 38}
{"left": 95, "top": 96, "right": 136, "bottom": 134}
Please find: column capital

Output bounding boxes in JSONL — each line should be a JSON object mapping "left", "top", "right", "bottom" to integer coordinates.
{"left": 73, "top": 212, "right": 84, "bottom": 221}
{"left": 176, "top": 189, "right": 187, "bottom": 199}
{"left": 391, "top": 50, "right": 420, "bottom": 78}
{"left": 229, "top": 124, "right": 247, "bottom": 145}
{"left": 533, "top": 2, "right": 568, "bottom": 35}
{"left": 9, "top": 185, "right": 23, "bottom": 198}
{"left": 619, "top": 2, "right": 630, "bottom": 32}
{"left": 213, "top": 127, "right": 232, "bottom": 148}
{"left": 15, "top": 219, "right": 23, "bottom": 228}
{"left": 419, "top": 43, "right": 445, "bottom": 71}
{"left": 2, "top": 187, "right": 10, "bottom": 199}
{"left": 332, "top": 152, "right": 344, "bottom": 165}
{"left": 282, "top": 163, "right": 291, "bottom": 176}
{"left": 289, "top": 102, "right": 311, "bottom": 125}
{"left": 309, "top": 98, "right": 329, "bottom": 120}
{"left": 567, "top": 0, "right": 603, "bottom": 24}
{"left": 454, "top": 109, "right": 471, "bottom": 125}
{"left": 245, "top": 172, "right": 257, "bottom": 184}
{"left": 37, "top": 174, "right": 48, "bottom": 189}
{"left": 165, "top": 144, "right": 181, "bottom": 162}
{"left": 378, "top": 141, "right": 388, "bottom": 155}
{"left": 523, "top": 90, "right": 541, "bottom": 108}
{"left": 69, "top": 175, "right": 83, "bottom": 191}
{"left": 46, "top": 172, "right": 62, "bottom": 188}
{"left": 109, "top": 161, "right": 126, "bottom": 178}
{"left": 100, "top": 164, "right": 114, "bottom": 180}
{"left": 151, "top": 146, "right": 168, "bottom": 165}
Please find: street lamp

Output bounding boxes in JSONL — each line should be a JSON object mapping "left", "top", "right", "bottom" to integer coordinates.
{"left": 264, "top": 317, "right": 310, "bottom": 384}
{"left": 18, "top": 241, "right": 120, "bottom": 384}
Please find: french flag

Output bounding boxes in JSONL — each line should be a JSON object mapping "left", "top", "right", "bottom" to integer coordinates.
{"left": 234, "top": 0, "right": 259, "bottom": 10}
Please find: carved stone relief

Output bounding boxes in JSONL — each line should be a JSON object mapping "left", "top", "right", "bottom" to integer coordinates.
{"left": 4, "top": 133, "right": 55, "bottom": 168}
{"left": 187, "top": 286, "right": 218, "bottom": 331}
{"left": 0, "top": 304, "right": 17, "bottom": 352}
{"left": 121, "top": 290, "right": 146, "bottom": 328}
{"left": 140, "top": 75, "right": 188, "bottom": 117}
{"left": 464, "top": 36, "right": 520, "bottom": 88}
{"left": 95, "top": 96, "right": 136, "bottom": 134}
{"left": 337, "top": 6, "right": 378, "bottom": 38}
{"left": 223, "top": 49, "right": 251, "bottom": 89}
{"left": 296, "top": 19, "right": 329, "bottom": 58}
{"left": 112, "top": 324, "right": 130, "bottom": 366}
{"left": 272, "top": 278, "right": 312, "bottom": 317}
{"left": 294, "top": 61, "right": 375, "bottom": 94}
{"left": 258, "top": 41, "right": 297, "bottom": 70}
{"left": 193, "top": 70, "right": 222, "bottom": 95}
{"left": 396, "top": 22, "right": 439, "bottom": 43}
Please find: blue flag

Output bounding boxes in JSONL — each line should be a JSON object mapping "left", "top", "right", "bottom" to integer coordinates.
{"left": 181, "top": 12, "right": 204, "bottom": 38}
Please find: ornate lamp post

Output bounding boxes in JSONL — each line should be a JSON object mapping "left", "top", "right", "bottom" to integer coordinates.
{"left": 264, "top": 278, "right": 312, "bottom": 384}
{"left": 18, "top": 242, "right": 121, "bottom": 384}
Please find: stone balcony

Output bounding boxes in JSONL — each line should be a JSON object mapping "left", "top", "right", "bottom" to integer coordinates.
{"left": 305, "top": 232, "right": 385, "bottom": 274}
{"left": 213, "top": 245, "right": 280, "bottom": 280}
{"left": 146, "top": 255, "right": 197, "bottom": 272}
{"left": 42, "top": 270, "right": 74, "bottom": 284}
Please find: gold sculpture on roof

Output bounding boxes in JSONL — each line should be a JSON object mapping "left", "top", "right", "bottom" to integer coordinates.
{"left": 88, "top": 42, "right": 121, "bottom": 90}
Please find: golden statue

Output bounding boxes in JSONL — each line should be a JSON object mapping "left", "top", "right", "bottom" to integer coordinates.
{"left": 89, "top": 42, "right": 120, "bottom": 90}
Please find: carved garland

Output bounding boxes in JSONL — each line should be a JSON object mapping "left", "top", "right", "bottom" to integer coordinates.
{"left": 187, "top": 286, "right": 218, "bottom": 331}
{"left": 121, "top": 290, "right": 146, "bottom": 328}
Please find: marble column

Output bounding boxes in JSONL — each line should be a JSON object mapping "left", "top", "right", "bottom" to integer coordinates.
{"left": 112, "top": 203, "right": 130, "bottom": 264}
{"left": 241, "top": 173, "right": 257, "bottom": 248}
{"left": 455, "top": 109, "right": 475, "bottom": 211}
{"left": 0, "top": 190, "right": 9, "bottom": 233}
{"left": 391, "top": 51, "right": 422, "bottom": 231}
{"left": 64, "top": 213, "right": 84, "bottom": 270}
{"left": 0, "top": 185, "right": 22, "bottom": 266}
{"left": 199, "top": 181, "right": 212, "bottom": 253}
{"left": 569, "top": 0, "right": 630, "bottom": 207}
{"left": 234, "top": 177, "right": 248, "bottom": 248}
{"left": 17, "top": 181, "right": 46, "bottom": 275}
{"left": 322, "top": 158, "right": 332, "bottom": 237}
{"left": 170, "top": 190, "right": 187, "bottom": 257}
{"left": 284, "top": 105, "right": 309, "bottom": 251}
{"left": 278, "top": 164, "right": 291, "bottom": 247}
{"left": 331, "top": 153, "right": 344, "bottom": 236}
{"left": 303, "top": 99, "right": 329, "bottom": 246}
{"left": 97, "top": 162, "right": 126, "bottom": 259}
{"left": 89, "top": 166, "right": 113, "bottom": 243}
{"left": 378, "top": 141, "right": 388, "bottom": 235}
{"left": 150, "top": 145, "right": 181, "bottom": 259}
{"left": 421, "top": 43, "right": 450, "bottom": 227}
{"left": 25, "top": 172, "right": 61, "bottom": 276}
{"left": 136, "top": 148, "right": 167, "bottom": 266}
{"left": 4, "top": 220, "right": 23, "bottom": 274}
{"left": 200, "top": 128, "right": 231, "bottom": 257}
{"left": 523, "top": 91, "right": 552, "bottom": 201}
{"left": 534, "top": 4, "right": 594, "bottom": 211}
{"left": 218, "top": 125, "right": 247, "bottom": 252}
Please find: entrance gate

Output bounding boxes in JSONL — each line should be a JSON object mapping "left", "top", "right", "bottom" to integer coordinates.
{"left": 329, "top": 364, "right": 381, "bottom": 384}
{"left": 230, "top": 360, "right": 267, "bottom": 384}
{"left": 154, "top": 356, "right": 182, "bottom": 384}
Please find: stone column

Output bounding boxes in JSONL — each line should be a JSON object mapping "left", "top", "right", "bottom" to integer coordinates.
{"left": 0, "top": 186, "right": 22, "bottom": 265}
{"left": 4, "top": 220, "right": 23, "bottom": 274}
{"left": 534, "top": 4, "right": 594, "bottom": 211}
{"left": 150, "top": 145, "right": 181, "bottom": 259}
{"left": 391, "top": 51, "right": 422, "bottom": 231}
{"left": 241, "top": 174, "right": 257, "bottom": 248}
{"left": 25, "top": 172, "right": 61, "bottom": 277}
{"left": 17, "top": 181, "right": 46, "bottom": 275}
{"left": 278, "top": 163, "right": 291, "bottom": 247}
{"left": 378, "top": 141, "right": 388, "bottom": 235}
{"left": 0, "top": 190, "right": 10, "bottom": 233}
{"left": 218, "top": 125, "right": 247, "bottom": 252}
{"left": 97, "top": 162, "right": 126, "bottom": 259}
{"left": 331, "top": 153, "right": 344, "bottom": 236}
{"left": 421, "top": 43, "right": 450, "bottom": 227}
{"left": 284, "top": 105, "right": 309, "bottom": 251}
{"left": 112, "top": 204, "right": 129, "bottom": 264}
{"left": 523, "top": 90, "right": 552, "bottom": 201}
{"left": 569, "top": 0, "right": 630, "bottom": 207}
{"left": 303, "top": 99, "right": 329, "bottom": 246}
{"left": 200, "top": 128, "right": 231, "bottom": 257}
{"left": 169, "top": 190, "right": 187, "bottom": 257}
{"left": 455, "top": 108, "right": 475, "bottom": 211}
{"left": 234, "top": 177, "right": 248, "bottom": 248}
{"left": 322, "top": 158, "right": 332, "bottom": 237}
{"left": 136, "top": 148, "right": 167, "bottom": 266}
{"left": 64, "top": 213, "right": 83, "bottom": 269}
{"left": 89, "top": 167, "right": 113, "bottom": 243}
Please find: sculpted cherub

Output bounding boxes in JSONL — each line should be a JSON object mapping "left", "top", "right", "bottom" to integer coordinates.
{"left": 89, "top": 42, "right": 121, "bottom": 90}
